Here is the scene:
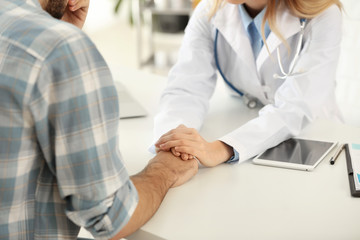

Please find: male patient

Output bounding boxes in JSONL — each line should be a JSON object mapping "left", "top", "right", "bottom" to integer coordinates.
{"left": 0, "top": 0, "right": 198, "bottom": 239}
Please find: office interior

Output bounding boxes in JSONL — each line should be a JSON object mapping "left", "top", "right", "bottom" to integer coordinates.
{"left": 76, "top": 0, "right": 360, "bottom": 239}
{"left": 83, "top": 0, "right": 360, "bottom": 128}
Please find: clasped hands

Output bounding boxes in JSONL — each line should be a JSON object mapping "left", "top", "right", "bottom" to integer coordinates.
{"left": 155, "top": 125, "right": 234, "bottom": 167}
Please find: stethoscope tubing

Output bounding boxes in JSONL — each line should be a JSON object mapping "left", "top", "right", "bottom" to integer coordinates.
{"left": 214, "top": 29, "right": 244, "bottom": 97}
{"left": 275, "top": 18, "right": 306, "bottom": 79}
{"left": 214, "top": 29, "right": 259, "bottom": 108}
{"left": 214, "top": 18, "right": 306, "bottom": 108}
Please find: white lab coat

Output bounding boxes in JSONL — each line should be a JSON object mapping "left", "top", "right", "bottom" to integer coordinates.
{"left": 153, "top": 0, "right": 342, "bottom": 162}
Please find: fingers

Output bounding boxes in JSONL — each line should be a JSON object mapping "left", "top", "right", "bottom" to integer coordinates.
{"left": 175, "top": 146, "right": 198, "bottom": 159}
{"left": 155, "top": 125, "right": 200, "bottom": 161}
{"left": 68, "top": 0, "right": 78, "bottom": 11}
{"left": 156, "top": 128, "right": 199, "bottom": 147}
{"left": 156, "top": 146, "right": 183, "bottom": 159}
{"left": 170, "top": 147, "right": 194, "bottom": 161}
{"left": 157, "top": 139, "right": 186, "bottom": 151}
{"left": 157, "top": 145, "right": 185, "bottom": 159}
{"left": 180, "top": 153, "right": 195, "bottom": 161}
{"left": 161, "top": 141, "right": 199, "bottom": 160}
{"left": 68, "top": 0, "right": 89, "bottom": 11}
{"left": 157, "top": 129, "right": 199, "bottom": 158}
{"left": 171, "top": 147, "right": 180, "bottom": 157}
{"left": 158, "top": 125, "right": 193, "bottom": 140}
{"left": 159, "top": 145, "right": 195, "bottom": 162}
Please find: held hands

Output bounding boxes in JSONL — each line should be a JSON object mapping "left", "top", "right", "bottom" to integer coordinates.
{"left": 155, "top": 125, "right": 234, "bottom": 167}
{"left": 62, "top": 0, "right": 89, "bottom": 29}
{"left": 149, "top": 151, "right": 198, "bottom": 188}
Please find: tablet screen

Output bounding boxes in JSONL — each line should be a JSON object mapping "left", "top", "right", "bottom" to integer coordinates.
{"left": 256, "top": 138, "right": 335, "bottom": 166}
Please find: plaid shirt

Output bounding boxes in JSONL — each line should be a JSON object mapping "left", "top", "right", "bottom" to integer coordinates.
{"left": 0, "top": 0, "right": 138, "bottom": 239}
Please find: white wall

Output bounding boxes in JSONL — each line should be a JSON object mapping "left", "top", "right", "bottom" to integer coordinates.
{"left": 83, "top": 0, "right": 130, "bottom": 33}
{"left": 336, "top": 0, "right": 360, "bottom": 127}
{"left": 83, "top": 0, "right": 138, "bottom": 71}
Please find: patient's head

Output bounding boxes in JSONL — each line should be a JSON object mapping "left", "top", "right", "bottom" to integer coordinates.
{"left": 39, "top": 0, "right": 68, "bottom": 19}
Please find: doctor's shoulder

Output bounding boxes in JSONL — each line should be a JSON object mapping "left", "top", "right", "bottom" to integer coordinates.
{"left": 190, "top": 0, "right": 214, "bottom": 18}
{"left": 303, "top": 3, "right": 342, "bottom": 39}
{"left": 309, "top": 4, "right": 342, "bottom": 24}
{"left": 184, "top": 0, "right": 218, "bottom": 35}
{"left": 298, "top": 2, "right": 342, "bottom": 27}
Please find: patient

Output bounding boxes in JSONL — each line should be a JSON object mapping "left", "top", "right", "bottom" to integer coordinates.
{"left": 0, "top": 0, "right": 197, "bottom": 239}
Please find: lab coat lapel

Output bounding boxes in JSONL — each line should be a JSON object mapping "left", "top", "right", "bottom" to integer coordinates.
{"left": 213, "top": 4, "right": 256, "bottom": 71}
{"left": 256, "top": 6, "right": 301, "bottom": 72}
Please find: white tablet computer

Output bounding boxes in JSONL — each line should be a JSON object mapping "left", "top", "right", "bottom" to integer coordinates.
{"left": 253, "top": 138, "right": 337, "bottom": 171}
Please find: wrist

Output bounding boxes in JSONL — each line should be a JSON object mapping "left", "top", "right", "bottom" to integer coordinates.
{"left": 212, "top": 140, "right": 234, "bottom": 165}
{"left": 120, "top": 152, "right": 178, "bottom": 238}
{"left": 143, "top": 152, "right": 179, "bottom": 188}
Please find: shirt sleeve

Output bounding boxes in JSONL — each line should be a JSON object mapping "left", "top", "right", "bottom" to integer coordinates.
{"left": 225, "top": 148, "right": 240, "bottom": 164}
{"left": 152, "top": 0, "right": 218, "bottom": 143}
{"left": 29, "top": 31, "right": 138, "bottom": 239}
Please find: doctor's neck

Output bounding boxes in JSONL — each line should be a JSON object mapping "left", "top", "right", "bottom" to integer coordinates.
{"left": 226, "top": 0, "right": 267, "bottom": 17}
{"left": 243, "top": 0, "right": 267, "bottom": 18}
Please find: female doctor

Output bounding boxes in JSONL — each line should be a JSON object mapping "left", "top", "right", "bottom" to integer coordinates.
{"left": 154, "top": 0, "right": 343, "bottom": 167}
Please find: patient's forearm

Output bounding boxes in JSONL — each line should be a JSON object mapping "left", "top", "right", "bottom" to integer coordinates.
{"left": 111, "top": 159, "right": 174, "bottom": 238}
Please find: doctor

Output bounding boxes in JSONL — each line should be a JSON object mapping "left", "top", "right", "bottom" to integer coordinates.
{"left": 154, "top": 0, "right": 343, "bottom": 167}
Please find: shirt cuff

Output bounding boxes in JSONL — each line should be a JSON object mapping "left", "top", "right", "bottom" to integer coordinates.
{"left": 148, "top": 144, "right": 156, "bottom": 154}
{"left": 225, "top": 148, "right": 239, "bottom": 164}
{"left": 66, "top": 180, "right": 138, "bottom": 240}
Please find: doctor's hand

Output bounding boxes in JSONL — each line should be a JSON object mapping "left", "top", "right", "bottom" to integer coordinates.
{"left": 155, "top": 125, "right": 234, "bottom": 167}
{"left": 62, "top": 0, "right": 89, "bottom": 29}
{"left": 155, "top": 125, "right": 194, "bottom": 161}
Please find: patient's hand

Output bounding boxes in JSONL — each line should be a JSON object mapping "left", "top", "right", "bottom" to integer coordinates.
{"left": 155, "top": 125, "right": 234, "bottom": 167}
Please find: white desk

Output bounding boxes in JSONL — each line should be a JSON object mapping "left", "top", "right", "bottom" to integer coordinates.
{"left": 80, "top": 69, "right": 360, "bottom": 240}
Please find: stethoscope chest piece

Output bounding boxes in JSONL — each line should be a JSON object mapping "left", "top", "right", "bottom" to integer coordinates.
{"left": 243, "top": 94, "right": 258, "bottom": 109}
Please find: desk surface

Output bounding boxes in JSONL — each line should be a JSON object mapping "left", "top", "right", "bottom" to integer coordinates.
{"left": 81, "top": 68, "right": 360, "bottom": 240}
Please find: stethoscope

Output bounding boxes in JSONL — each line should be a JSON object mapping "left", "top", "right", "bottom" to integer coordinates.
{"left": 214, "top": 18, "right": 307, "bottom": 109}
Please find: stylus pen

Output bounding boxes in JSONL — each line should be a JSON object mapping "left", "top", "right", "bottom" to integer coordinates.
{"left": 330, "top": 143, "right": 345, "bottom": 165}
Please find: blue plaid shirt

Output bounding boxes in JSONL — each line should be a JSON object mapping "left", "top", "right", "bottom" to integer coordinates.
{"left": 0, "top": 0, "right": 138, "bottom": 239}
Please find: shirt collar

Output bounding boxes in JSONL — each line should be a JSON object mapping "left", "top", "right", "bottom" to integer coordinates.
{"left": 238, "top": 4, "right": 271, "bottom": 38}
{"left": 238, "top": 4, "right": 253, "bottom": 30}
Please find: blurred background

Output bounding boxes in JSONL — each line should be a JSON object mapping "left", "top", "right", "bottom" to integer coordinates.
{"left": 83, "top": 0, "right": 360, "bottom": 127}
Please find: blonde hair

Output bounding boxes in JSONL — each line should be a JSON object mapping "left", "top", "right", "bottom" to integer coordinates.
{"left": 209, "top": 0, "right": 342, "bottom": 49}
